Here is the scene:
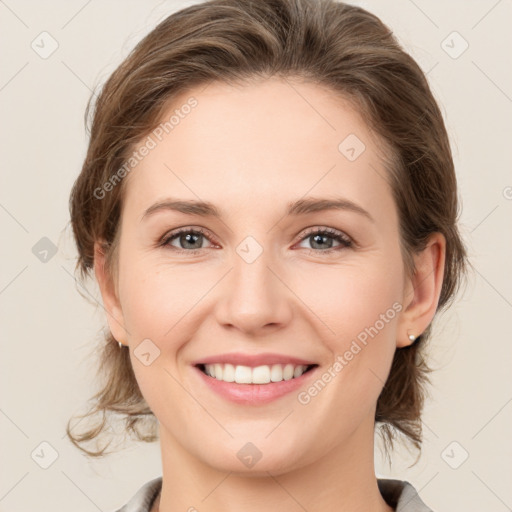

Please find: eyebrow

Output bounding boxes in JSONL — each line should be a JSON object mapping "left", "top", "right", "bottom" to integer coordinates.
{"left": 140, "top": 196, "right": 374, "bottom": 223}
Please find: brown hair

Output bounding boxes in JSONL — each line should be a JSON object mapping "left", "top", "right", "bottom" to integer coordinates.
{"left": 66, "top": 0, "right": 468, "bottom": 460}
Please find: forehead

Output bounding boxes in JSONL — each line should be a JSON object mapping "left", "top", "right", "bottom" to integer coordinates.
{"left": 121, "top": 77, "right": 395, "bottom": 223}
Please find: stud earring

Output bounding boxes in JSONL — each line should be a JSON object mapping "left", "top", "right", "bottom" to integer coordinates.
{"left": 118, "top": 340, "right": 124, "bottom": 348}
{"left": 408, "top": 333, "right": 416, "bottom": 343}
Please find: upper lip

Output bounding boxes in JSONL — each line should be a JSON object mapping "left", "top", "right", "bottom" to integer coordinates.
{"left": 192, "top": 352, "right": 318, "bottom": 368}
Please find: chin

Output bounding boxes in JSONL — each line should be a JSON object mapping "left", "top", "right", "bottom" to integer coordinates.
{"left": 198, "top": 437, "right": 310, "bottom": 477}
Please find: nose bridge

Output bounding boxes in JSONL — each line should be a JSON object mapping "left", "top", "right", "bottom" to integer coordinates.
{"left": 215, "top": 234, "right": 291, "bottom": 332}
{"left": 234, "top": 242, "right": 274, "bottom": 294}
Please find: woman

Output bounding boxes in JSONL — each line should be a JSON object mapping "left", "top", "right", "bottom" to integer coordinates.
{"left": 67, "top": 0, "right": 468, "bottom": 510}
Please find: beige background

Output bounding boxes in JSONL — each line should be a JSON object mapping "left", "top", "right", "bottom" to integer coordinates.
{"left": 1, "top": 0, "right": 511, "bottom": 510}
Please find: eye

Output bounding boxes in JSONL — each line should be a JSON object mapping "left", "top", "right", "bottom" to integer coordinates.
{"left": 160, "top": 227, "right": 216, "bottom": 254}
{"left": 294, "top": 227, "right": 353, "bottom": 255}
{"left": 159, "top": 226, "right": 353, "bottom": 256}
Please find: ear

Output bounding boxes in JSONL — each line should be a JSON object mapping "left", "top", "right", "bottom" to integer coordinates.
{"left": 396, "top": 232, "right": 446, "bottom": 348}
{"left": 93, "top": 241, "right": 128, "bottom": 345}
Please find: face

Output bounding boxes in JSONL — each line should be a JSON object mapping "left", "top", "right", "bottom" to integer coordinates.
{"left": 101, "top": 77, "right": 416, "bottom": 475}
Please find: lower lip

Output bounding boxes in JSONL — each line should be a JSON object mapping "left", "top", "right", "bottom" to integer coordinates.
{"left": 193, "top": 365, "right": 318, "bottom": 405}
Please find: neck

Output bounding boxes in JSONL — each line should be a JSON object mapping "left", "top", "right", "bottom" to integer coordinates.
{"left": 155, "top": 418, "right": 393, "bottom": 512}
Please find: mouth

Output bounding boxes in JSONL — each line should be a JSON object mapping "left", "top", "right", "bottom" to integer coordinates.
{"left": 195, "top": 362, "right": 318, "bottom": 384}
{"left": 191, "top": 352, "right": 320, "bottom": 404}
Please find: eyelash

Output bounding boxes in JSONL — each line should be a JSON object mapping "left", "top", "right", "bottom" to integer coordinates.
{"left": 159, "top": 226, "right": 353, "bottom": 256}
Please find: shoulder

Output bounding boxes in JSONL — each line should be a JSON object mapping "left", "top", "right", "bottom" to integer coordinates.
{"left": 112, "top": 477, "right": 162, "bottom": 512}
{"left": 377, "top": 478, "right": 434, "bottom": 512}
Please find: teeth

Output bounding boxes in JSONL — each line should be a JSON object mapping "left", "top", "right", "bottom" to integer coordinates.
{"left": 202, "top": 363, "right": 310, "bottom": 384}
{"left": 235, "top": 365, "right": 252, "bottom": 384}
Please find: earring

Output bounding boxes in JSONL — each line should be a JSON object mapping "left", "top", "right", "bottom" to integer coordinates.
{"left": 118, "top": 340, "right": 124, "bottom": 348}
{"left": 408, "top": 333, "right": 416, "bottom": 342}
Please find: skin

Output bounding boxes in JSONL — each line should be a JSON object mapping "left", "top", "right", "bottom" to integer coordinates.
{"left": 94, "top": 77, "right": 445, "bottom": 512}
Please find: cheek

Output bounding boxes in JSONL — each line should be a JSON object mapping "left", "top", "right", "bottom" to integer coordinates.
{"left": 295, "top": 260, "right": 403, "bottom": 341}
{"left": 120, "top": 248, "right": 404, "bottom": 353}
{"left": 291, "top": 258, "right": 403, "bottom": 409}
{"left": 119, "top": 262, "right": 205, "bottom": 342}
{"left": 292, "top": 266, "right": 402, "bottom": 427}
{"left": 120, "top": 265, "right": 204, "bottom": 419}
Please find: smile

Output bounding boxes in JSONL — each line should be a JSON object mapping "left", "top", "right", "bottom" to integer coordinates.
{"left": 193, "top": 360, "right": 319, "bottom": 405}
{"left": 198, "top": 363, "right": 317, "bottom": 384}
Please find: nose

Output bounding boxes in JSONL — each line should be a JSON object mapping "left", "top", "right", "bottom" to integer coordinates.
{"left": 213, "top": 247, "right": 293, "bottom": 335}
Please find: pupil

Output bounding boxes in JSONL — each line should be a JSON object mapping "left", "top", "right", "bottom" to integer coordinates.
{"left": 312, "top": 234, "right": 332, "bottom": 249}
{"left": 183, "top": 233, "right": 201, "bottom": 249}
